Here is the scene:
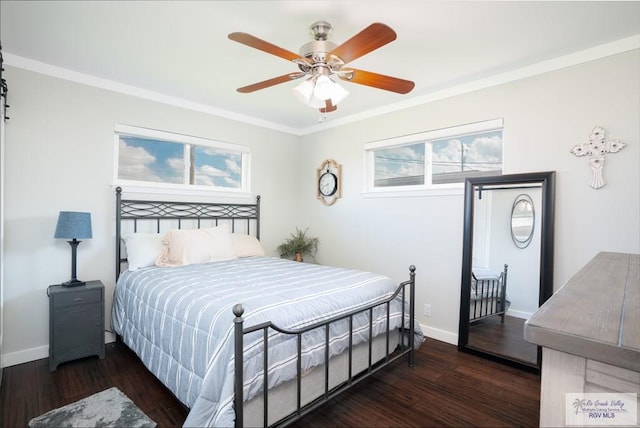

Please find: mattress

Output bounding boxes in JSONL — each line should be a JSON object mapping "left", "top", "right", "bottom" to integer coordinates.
{"left": 112, "top": 256, "right": 422, "bottom": 427}
{"left": 470, "top": 276, "right": 504, "bottom": 300}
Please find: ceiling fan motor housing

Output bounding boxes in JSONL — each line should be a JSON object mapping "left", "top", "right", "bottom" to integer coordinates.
{"left": 298, "top": 21, "right": 345, "bottom": 74}
{"left": 309, "top": 21, "right": 332, "bottom": 40}
{"left": 299, "top": 40, "right": 338, "bottom": 65}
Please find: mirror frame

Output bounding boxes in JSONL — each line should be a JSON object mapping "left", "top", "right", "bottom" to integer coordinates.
{"left": 458, "top": 171, "right": 555, "bottom": 372}
{"left": 511, "top": 194, "right": 535, "bottom": 248}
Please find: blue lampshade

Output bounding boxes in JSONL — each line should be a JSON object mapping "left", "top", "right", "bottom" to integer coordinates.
{"left": 55, "top": 211, "right": 92, "bottom": 287}
{"left": 54, "top": 211, "right": 92, "bottom": 240}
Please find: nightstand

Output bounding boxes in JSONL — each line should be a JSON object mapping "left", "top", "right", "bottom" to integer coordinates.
{"left": 48, "top": 280, "right": 105, "bottom": 371}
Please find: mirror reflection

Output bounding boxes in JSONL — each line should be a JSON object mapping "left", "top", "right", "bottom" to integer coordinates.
{"left": 511, "top": 194, "right": 535, "bottom": 248}
{"left": 458, "top": 172, "right": 555, "bottom": 371}
{"left": 469, "top": 187, "right": 540, "bottom": 367}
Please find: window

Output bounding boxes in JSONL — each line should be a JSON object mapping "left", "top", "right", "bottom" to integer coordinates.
{"left": 114, "top": 125, "right": 250, "bottom": 195}
{"left": 431, "top": 129, "right": 503, "bottom": 184}
{"left": 373, "top": 143, "right": 425, "bottom": 187}
{"left": 364, "top": 119, "right": 503, "bottom": 195}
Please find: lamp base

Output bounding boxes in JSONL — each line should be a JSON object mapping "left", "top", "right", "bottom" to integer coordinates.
{"left": 61, "top": 279, "right": 86, "bottom": 287}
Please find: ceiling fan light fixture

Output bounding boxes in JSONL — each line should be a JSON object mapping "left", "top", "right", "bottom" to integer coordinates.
{"left": 313, "top": 75, "right": 333, "bottom": 99}
{"left": 293, "top": 74, "right": 349, "bottom": 109}
{"left": 331, "top": 80, "right": 349, "bottom": 104}
{"left": 293, "top": 76, "right": 320, "bottom": 108}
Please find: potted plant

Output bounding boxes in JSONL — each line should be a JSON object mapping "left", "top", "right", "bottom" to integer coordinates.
{"left": 277, "top": 228, "right": 319, "bottom": 262}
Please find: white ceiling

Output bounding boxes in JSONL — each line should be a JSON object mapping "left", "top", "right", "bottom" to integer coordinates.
{"left": 2, "top": 1, "right": 639, "bottom": 134}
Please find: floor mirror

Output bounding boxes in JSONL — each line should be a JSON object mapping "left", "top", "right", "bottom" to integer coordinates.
{"left": 458, "top": 171, "right": 555, "bottom": 371}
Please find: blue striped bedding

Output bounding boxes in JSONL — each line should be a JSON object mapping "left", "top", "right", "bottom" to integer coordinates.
{"left": 112, "top": 256, "right": 422, "bottom": 427}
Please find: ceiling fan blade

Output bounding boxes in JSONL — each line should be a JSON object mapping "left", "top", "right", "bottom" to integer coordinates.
{"left": 228, "top": 32, "right": 304, "bottom": 62}
{"left": 320, "top": 99, "right": 337, "bottom": 113}
{"left": 329, "top": 23, "right": 397, "bottom": 64}
{"left": 237, "top": 73, "right": 304, "bottom": 93}
{"left": 339, "top": 68, "right": 415, "bottom": 94}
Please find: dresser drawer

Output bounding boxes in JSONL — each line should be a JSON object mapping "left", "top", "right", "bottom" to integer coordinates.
{"left": 52, "top": 288, "right": 102, "bottom": 308}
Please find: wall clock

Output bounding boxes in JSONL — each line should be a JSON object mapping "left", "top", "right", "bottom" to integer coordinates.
{"left": 317, "top": 159, "right": 342, "bottom": 206}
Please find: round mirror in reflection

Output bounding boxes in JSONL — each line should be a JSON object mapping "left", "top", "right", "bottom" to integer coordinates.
{"left": 511, "top": 194, "right": 535, "bottom": 248}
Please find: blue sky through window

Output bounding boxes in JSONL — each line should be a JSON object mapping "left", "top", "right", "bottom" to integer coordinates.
{"left": 193, "top": 147, "right": 241, "bottom": 188}
{"left": 372, "top": 129, "right": 502, "bottom": 186}
{"left": 118, "top": 136, "right": 183, "bottom": 183}
{"left": 432, "top": 130, "right": 503, "bottom": 174}
{"left": 118, "top": 136, "right": 242, "bottom": 188}
{"left": 374, "top": 142, "right": 425, "bottom": 184}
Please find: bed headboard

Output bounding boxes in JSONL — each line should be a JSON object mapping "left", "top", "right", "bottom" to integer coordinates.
{"left": 115, "top": 187, "right": 261, "bottom": 280}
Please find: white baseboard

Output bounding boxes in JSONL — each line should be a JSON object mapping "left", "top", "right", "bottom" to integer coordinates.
{"left": 507, "top": 309, "right": 533, "bottom": 320}
{"left": 2, "top": 332, "right": 118, "bottom": 368}
{"left": 420, "top": 323, "right": 458, "bottom": 345}
{"left": 2, "top": 345, "right": 48, "bottom": 368}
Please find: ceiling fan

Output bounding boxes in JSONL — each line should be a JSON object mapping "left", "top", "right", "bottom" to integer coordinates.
{"left": 228, "top": 21, "right": 415, "bottom": 114}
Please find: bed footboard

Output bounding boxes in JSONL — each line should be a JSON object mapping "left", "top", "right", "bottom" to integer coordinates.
{"left": 469, "top": 264, "right": 508, "bottom": 323}
{"left": 233, "top": 265, "right": 416, "bottom": 428}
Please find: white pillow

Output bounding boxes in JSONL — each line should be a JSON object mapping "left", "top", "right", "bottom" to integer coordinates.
{"left": 231, "top": 233, "right": 266, "bottom": 257}
{"left": 122, "top": 233, "right": 164, "bottom": 271}
{"left": 155, "top": 225, "right": 236, "bottom": 267}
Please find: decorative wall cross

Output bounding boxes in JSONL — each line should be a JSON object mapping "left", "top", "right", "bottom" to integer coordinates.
{"left": 570, "top": 126, "right": 625, "bottom": 189}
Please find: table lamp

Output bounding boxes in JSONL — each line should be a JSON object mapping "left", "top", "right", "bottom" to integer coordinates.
{"left": 54, "top": 211, "right": 92, "bottom": 287}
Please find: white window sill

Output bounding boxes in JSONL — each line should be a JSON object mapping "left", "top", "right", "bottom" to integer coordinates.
{"left": 112, "top": 182, "right": 254, "bottom": 200}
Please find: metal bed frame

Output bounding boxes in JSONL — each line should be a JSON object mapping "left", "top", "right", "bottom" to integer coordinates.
{"left": 114, "top": 187, "right": 417, "bottom": 427}
{"left": 115, "top": 187, "right": 260, "bottom": 279}
{"left": 469, "top": 264, "right": 508, "bottom": 323}
{"left": 233, "top": 266, "right": 415, "bottom": 427}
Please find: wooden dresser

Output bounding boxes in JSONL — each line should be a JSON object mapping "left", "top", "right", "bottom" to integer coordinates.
{"left": 524, "top": 252, "right": 639, "bottom": 427}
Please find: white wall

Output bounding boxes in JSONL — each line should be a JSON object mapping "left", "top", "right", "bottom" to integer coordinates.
{"left": 2, "top": 67, "right": 301, "bottom": 366}
{"left": 297, "top": 50, "right": 640, "bottom": 344}
{"left": 2, "top": 49, "right": 639, "bottom": 366}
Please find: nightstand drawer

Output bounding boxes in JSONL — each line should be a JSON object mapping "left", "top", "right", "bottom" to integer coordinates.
{"left": 52, "top": 288, "right": 102, "bottom": 308}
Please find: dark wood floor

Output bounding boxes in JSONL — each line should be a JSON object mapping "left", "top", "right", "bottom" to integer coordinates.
{"left": 1, "top": 338, "right": 540, "bottom": 427}
{"left": 468, "top": 315, "right": 538, "bottom": 366}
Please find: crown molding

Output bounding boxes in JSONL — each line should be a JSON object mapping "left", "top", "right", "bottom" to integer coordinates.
{"left": 4, "top": 35, "right": 639, "bottom": 136}
{"left": 3, "top": 53, "right": 300, "bottom": 135}
{"left": 299, "top": 35, "right": 640, "bottom": 135}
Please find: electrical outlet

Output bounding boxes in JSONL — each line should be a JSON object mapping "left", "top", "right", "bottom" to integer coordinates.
{"left": 423, "top": 304, "right": 431, "bottom": 316}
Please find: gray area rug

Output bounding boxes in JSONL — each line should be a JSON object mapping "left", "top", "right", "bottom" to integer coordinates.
{"left": 28, "top": 387, "right": 157, "bottom": 428}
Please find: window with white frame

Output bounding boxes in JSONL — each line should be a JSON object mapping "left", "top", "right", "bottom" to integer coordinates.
{"left": 364, "top": 119, "right": 503, "bottom": 193}
{"left": 114, "top": 124, "right": 250, "bottom": 194}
